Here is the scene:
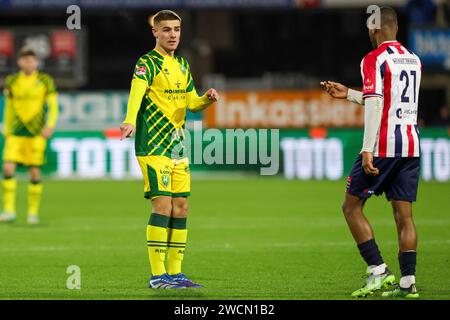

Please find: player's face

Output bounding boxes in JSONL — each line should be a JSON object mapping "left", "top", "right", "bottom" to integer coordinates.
{"left": 153, "top": 20, "right": 181, "bottom": 52}
{"left": 18, "top": 55, "right": 38, "bottom": 74}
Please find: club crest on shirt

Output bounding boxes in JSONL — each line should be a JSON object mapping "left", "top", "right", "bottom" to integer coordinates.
{"left": 135, "top": 66, "right": 146, "bottom": 76}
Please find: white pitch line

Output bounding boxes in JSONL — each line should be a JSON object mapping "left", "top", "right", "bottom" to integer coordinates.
{"left": 0, "top": 239, "right": 449, "bottom": 253}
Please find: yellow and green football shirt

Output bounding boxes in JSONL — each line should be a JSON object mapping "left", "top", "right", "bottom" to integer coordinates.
{"left": 124, "top": 49, "right": 211, "bottom": 159}
{"left": 3, "top": 71, "right": 58, "bottom": 137}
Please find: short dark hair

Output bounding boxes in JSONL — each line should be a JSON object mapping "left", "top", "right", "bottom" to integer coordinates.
{"left": 380, "top": 6, "right": 398, "bottom": 28}
{"left": 151, "top": 10, "right": 181, "bottom": 27}
{"left": 18, "top": 47, "right": 37, "bottom": 58}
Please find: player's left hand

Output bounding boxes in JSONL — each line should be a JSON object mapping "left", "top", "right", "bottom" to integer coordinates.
{"left": 42, "top": 127, "right": 54, "bottom": 139}
{"left": 206, "top": 88, "right": 219, "bottom": 102}
{"left": 361, "top": 151, "right": 379, "bottom": 176}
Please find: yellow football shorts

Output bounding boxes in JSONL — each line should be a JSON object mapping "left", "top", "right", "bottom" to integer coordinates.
{"left": 2, "top": 135, "right": 47, "bottom": 166}
{"left": 137, "top": 155, "right": 191, "bottom": 199}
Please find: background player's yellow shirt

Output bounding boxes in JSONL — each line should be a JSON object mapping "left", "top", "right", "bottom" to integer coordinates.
{"left": 3, "top": 71, "right": 56, "bottom": 137}
{"left": 132, "top": 49, "right": 209, "bottom": 158}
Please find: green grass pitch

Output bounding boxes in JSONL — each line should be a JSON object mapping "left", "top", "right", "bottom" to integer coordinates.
{"left": 1, "top": 178, "right": 449, "bottom": 299}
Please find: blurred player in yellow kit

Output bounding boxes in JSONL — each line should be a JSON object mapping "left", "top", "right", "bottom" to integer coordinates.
{"left": 0, "top": 48, "right": 59, "bottom": 225}
{"left": 120, "top": 10, "right": 219, "bottom": 288}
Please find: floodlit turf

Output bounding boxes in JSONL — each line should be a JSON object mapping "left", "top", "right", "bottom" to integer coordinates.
{"left": 0, "top": 178, "right": 449, "bottom": 300}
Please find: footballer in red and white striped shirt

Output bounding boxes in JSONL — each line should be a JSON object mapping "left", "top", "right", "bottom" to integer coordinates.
{"left": 360, "top": 40, "right": 421, "bottom": 158}
{"left": 321, "top": 7, "right": 421, "bottom": 299}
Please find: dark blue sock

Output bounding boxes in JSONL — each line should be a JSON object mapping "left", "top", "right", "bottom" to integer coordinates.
{"left": 357, "top": 239, "right": 384, "bottom": 266}
{"left": 399, "top": 251, "right": 416, "bottom": 277}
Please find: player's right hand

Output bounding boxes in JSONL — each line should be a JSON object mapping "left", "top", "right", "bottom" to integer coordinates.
{"left": 320, "top": 81, "right": 349, "bottom": 99}
{"left": 361, "top": 151, "right": 379, "bottom": 176}
{"left": 120, "top": 123, "right": 135, "bottom": 140}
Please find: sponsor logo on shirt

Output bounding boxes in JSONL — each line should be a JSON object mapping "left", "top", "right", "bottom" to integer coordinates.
{"left": 164, "top": 89, "right": 186, "bottom": 94}
{"left": 398, "top": 108, "right": 418, "bottom": 119}
{"left": 135, "top": 66, "right": 146, "bottom": 76}
{"left": 364, "top": 78, "right": 374, "bottom": 91}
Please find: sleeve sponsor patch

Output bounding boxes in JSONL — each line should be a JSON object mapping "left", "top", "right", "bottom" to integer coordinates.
{"left": 363, "top": 78, "right": 374, "bottom": 92}
{"left": 135, "top": 66, "right": 147, "bottom": 76}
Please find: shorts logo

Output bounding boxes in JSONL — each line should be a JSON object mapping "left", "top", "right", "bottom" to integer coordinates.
{"left": 184, "top": 166, "right": 190, "bottom": 174}
{"left": 135, "top": 66, "right": 146, "bottom": 76}
{"left": 161, "top": 175, "right": 169, "bottom": 188}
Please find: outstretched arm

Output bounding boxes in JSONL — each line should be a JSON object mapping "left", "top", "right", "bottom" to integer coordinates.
{"left": 320, "top": 81, "right": 364, "bottom": 105}
{"left": 347, "top": 88, "right": 364, "bottom": 105}
{"left": 187, "top": 88, "right": 219, "bottom": 113}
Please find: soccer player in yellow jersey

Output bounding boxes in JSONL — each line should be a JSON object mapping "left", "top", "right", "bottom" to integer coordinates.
{"left": 120, "top": 10, "right": 219, "bottom": 289}
{"left": 0, "top": 48, "right": 59, "bottom": 225}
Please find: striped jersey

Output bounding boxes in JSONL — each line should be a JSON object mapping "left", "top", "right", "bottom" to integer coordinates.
{"left": 132, "top": 49, "right": 202, "bottom": 159}
{"left": 361, "top": 41, "right": 422, "bottom": 157}
{"left": 3, "top": 71, "right": 56, "bottom": 136}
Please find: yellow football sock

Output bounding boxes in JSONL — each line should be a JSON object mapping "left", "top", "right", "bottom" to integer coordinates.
{"left": 2, "top": 178, "right": 17, "bottom": 214}
{"left": 147, "top": 213, "right": 170, "bottom": 276}
{"left": 28, "top": 182, "right": 43, "bottom": 217}
{"left": 167, "top": 217, "right": 187, "bottom": 275}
